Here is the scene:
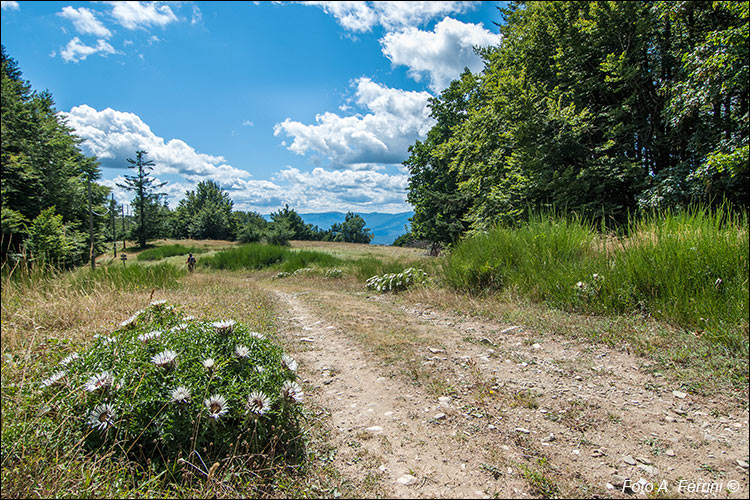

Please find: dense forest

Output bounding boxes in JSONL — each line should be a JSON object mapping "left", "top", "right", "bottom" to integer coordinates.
{"left": 405, "top": 1, "right": 748, "bottom": 248}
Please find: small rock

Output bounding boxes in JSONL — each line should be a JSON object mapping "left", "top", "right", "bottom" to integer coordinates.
{"left": 397, "top": 474, "right": 418, "bottom": 486}
{"left": 428, "top": 347, "right": 445, "bottom": 354}
{"left": 384, "top": 411, "right": 394, "bottom": 417}
{"left": 665, "top": 449, "right": 675, "bottom": 457}
{"left": 672, "top": 390, "right": 687, "bottom": 399}
{"left": 515, "top": 427, "right": 531, "bottom": 434}
{"left": 611, "top": 474, "right": 630, "bottom": 490}
{"left": 438, "top": 396, "right": 452, "bottom": 407}
{"left": 366, "top": 426, "right": 383, "bottom": 433}
{"left": 664, "top": 415, "right": 677, "bottom": 423}
{"left": 623, "top": 455, "right": 637, "bottom": 466}
{"left": 591, "top": 449, "right": 606, "bottom": 458}
{"left": 378, "top": 465, "right": 386, "bottom": 473}
{"left": 574, "top": 375, "right": 583, "bottom": 381}
{"left": 488, "top": 424, "right": 497, "bottom": 430}
{"left": 541, "top": 433, "right": 556, "bottom": 443}
{"left": 432, "top": 413, "right": 446, "bottom": 421}
{"left": 532, "top": 343, "right": 541, "bottom": 349}
{"left": 572, "top": 449, "right": 580, "bottom": 455}
{"left": 737, "top": 460, "right": 749, "bottom": 469}
{"left": 636, "top": 456, "right": 652, "bottom": 465}
{"left": 637, "top": 464, "right": 659, "bottom": 476}
{"left": 299, "top": 337, "right": 315, "bottom": 343}
{"left": 500, "top": 326, "right": 521, "bottom": 334}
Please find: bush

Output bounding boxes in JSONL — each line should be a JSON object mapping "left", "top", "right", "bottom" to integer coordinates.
{"left": 36, "top": 300, "right": 304, "bottom": 463}
{"left": 136, "top": 244, "right": 205, "bottom": 261}
{"left": 200, "top": 244, "right": 340, "bottom": 273}
{"left": 70, "top": 262, "right": 186, "bottom": 292}
{"left": 366, "top": 267, "right": 428, "bottom": 293}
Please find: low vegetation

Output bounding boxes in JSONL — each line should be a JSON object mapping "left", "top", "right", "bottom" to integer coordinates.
{"left": 136, "top": 244, "right": 207, "bottom": 261}
{"left": 443, "top": 208, "right": 749, "bottom": 355}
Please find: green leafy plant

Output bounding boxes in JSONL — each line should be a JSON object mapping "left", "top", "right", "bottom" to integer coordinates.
{"left": 37, "top": 300, "right": 304, "bottom": 464}
{"left": 366, "top": 267, "right": 428, "bottom": 293}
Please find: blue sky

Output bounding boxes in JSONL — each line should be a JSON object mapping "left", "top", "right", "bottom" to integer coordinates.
{"left": 1, "top": 1, "right": 504, "bottom": 214}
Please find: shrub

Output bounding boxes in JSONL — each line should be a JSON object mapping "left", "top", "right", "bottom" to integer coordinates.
{"left": 366, "top": 267, "right": 428, "bottom": 293}
{"left": 36, "top": 300, "right": 304, "bottom": 464}
{"left": 136, "top": 244, "right": 205, "bottom": 261}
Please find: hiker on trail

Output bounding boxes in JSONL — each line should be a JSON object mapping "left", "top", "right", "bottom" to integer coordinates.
{"left": 187, "top": 253, "right": 196, "bottom": 273}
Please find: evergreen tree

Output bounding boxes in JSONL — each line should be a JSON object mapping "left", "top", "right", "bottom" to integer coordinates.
{"left": 117, "top": 150, "right": 166, "bottom": 248}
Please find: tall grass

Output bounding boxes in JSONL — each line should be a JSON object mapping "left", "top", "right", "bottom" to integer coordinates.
{"left": 136, "top": 244, "right": 206, "bottom": 261}
{"left": 443, "top": 208, "right": 749, "bottom": 354}
{"left": 199, "top": 243, "right": 341, "bottom": 272}
{"left": 70, "top": 262, "right": 187, "bottom": 292}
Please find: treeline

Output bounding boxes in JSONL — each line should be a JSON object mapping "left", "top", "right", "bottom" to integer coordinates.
{"left": 1, "top": 46, "right": 110, "bottom": 267}
{"left": 1, "top": 46, "right": 373, "bottom": 269}
{"left": 405, "top": 1, "right": 748, "bottom": 248}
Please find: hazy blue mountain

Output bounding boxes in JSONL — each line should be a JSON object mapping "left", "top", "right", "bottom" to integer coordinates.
{"left": 263, "top": 211, "right": 413, "bottom": 245}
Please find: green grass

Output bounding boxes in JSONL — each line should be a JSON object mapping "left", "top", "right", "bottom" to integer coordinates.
{"left": 70, "top": 262, "right": 187, "bottom": 292}
{"left": 199, "top": 243, "right": 342, "bottom": 273}
{"left": 443, "top": 207, "right": 749, "bottom": 355}
{"left": 136, "top": 244, "right": 206, "bottom": 261}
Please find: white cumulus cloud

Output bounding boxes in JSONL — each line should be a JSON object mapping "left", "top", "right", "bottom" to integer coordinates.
{"left": 274, "top": 78, "right": 434, "bottom": 168}
{"left": 381, "top": 17, "right": 502, "bottom": 92}
{"left": 1, "top": 1, "right": 20, "bottom": 11}
{"left": 60, "top": 37, "right": 117, "bottom": 63}
{"left": 61, "top": 105, "right": 251, "bottom": 186}
{"left": 302, "top": 1, "right": 477, "bottom": 32}
{"left": 106, "top": 1, "right": 178, "bottom": 30}
{"left": 58, "top": 6, "right": 112, "bottom": 38}
{"left": 228, "top": 166, "right": 410, "bottom": 213}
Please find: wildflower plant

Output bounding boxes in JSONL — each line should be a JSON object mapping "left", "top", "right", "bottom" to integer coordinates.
{"left": 36, "top": 300, "right": 304, "bottom": 463}
{"left": 366, "top": 267, "right": 428, "bottom": 293}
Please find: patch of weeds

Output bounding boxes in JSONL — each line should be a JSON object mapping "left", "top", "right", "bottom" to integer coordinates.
{"left": 511, "top": 389, "right": 540, "bottom": 409}
{"left": 481, "top": 463, "right": 503, "bottom": 479}
{"left": 642, "top": 437, "right": 667, "bottom": 456}
{"left": 519, "top": 463, "right": 560, "bottom": 499}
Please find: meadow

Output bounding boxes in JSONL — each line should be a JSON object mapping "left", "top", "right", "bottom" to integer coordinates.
{"left": 2, "top": 208, "right": 748, "bottom": 498}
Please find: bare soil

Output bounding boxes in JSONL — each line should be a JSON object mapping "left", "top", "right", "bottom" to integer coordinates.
{"left": 266, "top": 280, "right": 749, "bottom": 499}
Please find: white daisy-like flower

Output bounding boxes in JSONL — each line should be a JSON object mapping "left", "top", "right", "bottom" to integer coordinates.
{"left": 204, "top": 394, "right": 230, "bottom": 419}
{"left": 94, "top": 334, "right": 117, "bottom": 344}
{"left": 281, "top": 354, "right": 297, "bottom": 372}
{"left": 235, "top": 344, "right": 251, "bottom": 359}
{"left": 202, "top": 358, "right": 215, "bottom": 370}
{"left": 41, "top": 370, "right": 66, "bottom": 388}
{"left": 138, "top": 330, "right": 162, "bottom": 343}
{"left": 59, "top": 353, "right": 79, "bottom": 366}
{"left": 151, "top": 349, "right": 178, "bottom": 368}
{"left": 87, "top": 403, "right": 116, "bottom": 431}
{"left": 170, "top": 386, "right": 191, "bottom": 403}
{"left": 212, "top": 320, "right": 236, "bottom": 334}
{"left": 281, "top": 380, "right": 303, "bottom": 403}
{"left": 255, "top": 365, "right": 265, "bottom": 374}
{"left": 84, "top": 371, "right": 114, "bottom": 393}
{"left": 184, "top": 315, "right": 195, "bottom": 321}
{"left": 119, "top": 315, "right": 138, "bottom": 328}
{"left": 170, "top": 323, "right": 189, "bottom": 332}
{"left": 150, "top": 299, "right": 167, "bottom": 307}
{"left": 249, "top": 331, "right": 265, "bottom": 340}
{"left": 247, "top": 391, "right": 271, "bottom": 415}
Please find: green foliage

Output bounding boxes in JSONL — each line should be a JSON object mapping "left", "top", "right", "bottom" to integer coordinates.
{"left": 170, "top": 180, "right": 235, "bottom": 240}
{"left": 35, "top": 301, "right": 304, "bottom": 463}
{"left": 70, "top": 262, "right": 186, "bottom": 292}
{"left": 406, "top": 2, "right": 749, "bottom": 238}
{"left": 1, "top": 46, "right": 109, "bottom": 264}
{"left": 443, "top": 208, "right": 749, "bottom": 354}
{"left": 336, "top": 212, "right": 374, "bottom": 244}
{"left": 199, "top": 243, "right": 340, "bottom": 273}
{"left": 117, "top": 151, "right": 167, "bottom": 248}
{"left": 269, "top": 205, "right": 318, "bottom": 241}
{"left": 136, "top": 244, "right": 206, "bottom": 262}
{"left": 26, "top": 207, "right": 76, "bottom": 266}
{"left": 365, "top": 268, "right": 428, "bottom": 293}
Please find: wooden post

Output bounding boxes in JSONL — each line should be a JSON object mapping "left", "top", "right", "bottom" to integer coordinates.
{"left": 111, "top": 194, "right": 117, "bottom": 258}
{"left": 122, "top": 205, "right": 126, "bottom": 250}
{"left": 88, "top": 175, "right": 95, "bottom": 270}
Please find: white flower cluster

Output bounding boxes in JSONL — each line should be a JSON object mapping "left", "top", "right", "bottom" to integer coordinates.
{"left": 366, "top": 267, "right": 428, "bottom": 293}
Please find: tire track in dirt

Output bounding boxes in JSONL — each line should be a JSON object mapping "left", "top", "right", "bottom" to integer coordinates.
{"left": 271, "top": 289, "right": 529, "bottom": 498}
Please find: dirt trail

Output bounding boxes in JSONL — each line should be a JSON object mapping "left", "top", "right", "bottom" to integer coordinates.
{"left": 270, "top": 286, "right": 749, "bottom": 498}
{"left": 272, "top": 289, "right": 526, "bottom": 498}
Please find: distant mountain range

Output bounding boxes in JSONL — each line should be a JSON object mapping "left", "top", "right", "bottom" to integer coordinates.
{"left": 263, "top": 211, "right": 413, "bottom": 245}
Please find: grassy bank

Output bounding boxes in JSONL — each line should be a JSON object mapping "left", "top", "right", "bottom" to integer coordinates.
{"left": 443, "top": 208, "right": 749, "bottom": 355}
